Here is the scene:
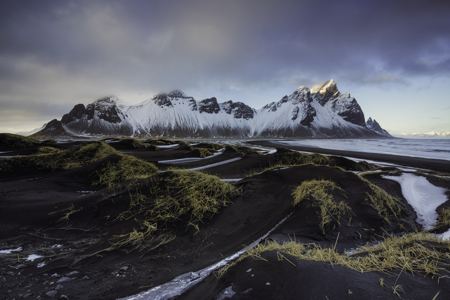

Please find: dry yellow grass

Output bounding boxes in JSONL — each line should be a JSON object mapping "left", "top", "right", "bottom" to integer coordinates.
{"left": 292, "top": 179, "right": 353, "bottom": 233}
{"left": 217, "top": 232, "right": 450, "bottom": 279}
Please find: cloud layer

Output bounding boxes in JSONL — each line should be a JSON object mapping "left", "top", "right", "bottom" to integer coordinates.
{"left": 1, "top": 0, "right": 449, "bottom": 132}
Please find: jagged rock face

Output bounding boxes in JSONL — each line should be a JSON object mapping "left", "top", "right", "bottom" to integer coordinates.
{"left": 153, "top": 93, "right": 173, "bottom": 107}
{"left": 152, "top": 91, "right": 197, "bottom": 111}
{"left": 367, "top": 117, "right": 382, "bottom": 132}
{"left": 299, "top": 105, "right": 317, "bottom": 127}
{"left": 308, "top": 80, "right": 365, "bottom": 126}
{"left": 366, "top": 117, "right": 392, "bottom": 137}
{"left": 61, "top": 96, "right": 134, "bottom": 136}
{"left": 86, "top": 99, "right": 123, "bottom": 123}
{"left": 40, "top": 81, "right": 390, "bottom": 138}
{"left": 260, "top": 87, "right": 317, "bottom": 129}
{"left": 290, "top": 87, "right": 312, "bottom": 104}
{"left": 312, "top": 80, "right": 341, "bottom": 106}
{"left": 221, "top": 101, "right": 254, "bottom": 120}
{"left": 199, "top": 98, "right": 220, "bottom": 114}
{"left": 61, "top": 104, "right": 86, "bottom": 124}
{"left": 331, "top": 95, "right": 365, "bottom": 126}
{"left": 262, "top": 102, "right": 278, "bottom": 112}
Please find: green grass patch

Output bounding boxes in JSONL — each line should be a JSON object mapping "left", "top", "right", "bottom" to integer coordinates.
{"left": 0, "top": 133, "right": 42, "bottom": 149}
{"left": 292, "top": 180, "right": 352, "bottom": 233}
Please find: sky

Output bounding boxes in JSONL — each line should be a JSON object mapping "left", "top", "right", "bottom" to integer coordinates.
{"left": 0, "top": 0, "right": 449, "bottom": 136}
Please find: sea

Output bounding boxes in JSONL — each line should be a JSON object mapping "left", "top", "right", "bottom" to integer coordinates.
{"left": 273, "top": 138, "right": 450, "bottom": 161}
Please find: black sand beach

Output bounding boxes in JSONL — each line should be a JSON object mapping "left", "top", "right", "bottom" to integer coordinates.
{"left": 249, "top": 140, "right": 450, "bottom": 174}
{"left": 1, "top": 135, "right": 450, "bottom": 300}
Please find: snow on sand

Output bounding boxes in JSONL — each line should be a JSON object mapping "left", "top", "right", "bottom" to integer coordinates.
{"left": 382, "top": 173, "right": 448, "bottom": 230}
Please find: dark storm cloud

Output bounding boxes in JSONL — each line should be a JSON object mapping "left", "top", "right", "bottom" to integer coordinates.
{"left": 1, "top": 0, "right": 450, "bottom": 130}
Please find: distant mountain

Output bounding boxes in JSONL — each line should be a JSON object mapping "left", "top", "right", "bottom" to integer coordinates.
{"left": 366, "top": 117, "right": 392, "bottom": 137}
{"left": 396, "top": 132, "right": 450, "bottom": 139}
{"left": 15, "top": 124, "right": 48, "bottom": 136}
{"left": 33, "top": 80, "right": 391, "bottom": 139}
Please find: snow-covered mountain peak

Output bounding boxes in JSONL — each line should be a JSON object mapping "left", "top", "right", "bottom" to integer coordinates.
{"left": 297, "top": 86, "right": 310, "bottom": 92}
{"left": 289, "top": 87, "right": 312, "bottom": 104}
{"left": 94, "top": 96, "right": 120, "bottom": 105}
{"left": 311, "top": 79, "right": 339, "bottom": 96}
{"left": 149, "top": 90, "right": 196, "bottom": 108}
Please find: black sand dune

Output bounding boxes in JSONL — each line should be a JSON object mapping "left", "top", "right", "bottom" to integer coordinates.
{"left": 1, "top": 135, "right": 450, "bottom": 300}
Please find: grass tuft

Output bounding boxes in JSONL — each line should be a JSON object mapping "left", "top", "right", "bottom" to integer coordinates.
{"left": 437, "top": 208, "right": 450, "bottom": 227}
{"left": 292, "top": 179, "right": 352, "bottom": 233}
{"left": 135, "top": 169, "right": 240, "bottom": 226}
{"left": 129, "top": 139, "right": 147, "bottom": 149}
{"left": 364, "top": 180, "right": 409, "bottom": 225}
{"left": 432, "top": 208, "right": 450, "bottom": 231}
{"left": 245, "top": 150, "right": 376, "bottom": 178}
{"left": 93, "top": 155, "right": 159, "bottom": 187}
{"left": 102, "top": 169, "right": 241, "bottom": 253}
{"left": 36, "top": 146, "right": 59, "bottom": 154}
{"left": 225, "top": 145, "right": 262, "bottom": 155}
{"left": 218, "top": 232, "right": 450, "bottom": 279}
{"left": 190, "top": 147, "right": 212, "bottom": 158}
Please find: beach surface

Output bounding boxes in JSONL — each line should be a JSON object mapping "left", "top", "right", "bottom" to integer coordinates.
{"left": 1, "top": 136, "right": 449, "bottom": 300}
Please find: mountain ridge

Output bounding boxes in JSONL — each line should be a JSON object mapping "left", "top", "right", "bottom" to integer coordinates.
{"left": 33, "top": 80, "right": 391, "bottom": 139}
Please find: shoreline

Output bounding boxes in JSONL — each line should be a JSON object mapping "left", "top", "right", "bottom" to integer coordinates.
{"left": 248, "top": 140, "right": 450, "bottom": 174}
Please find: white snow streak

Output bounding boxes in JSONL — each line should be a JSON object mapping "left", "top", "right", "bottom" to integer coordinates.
{"left": 0, "top": 247, "right": 22, "bottom": 254}
{"left": 189, "top": 157, "right": 242, "bottom": 171}
{"left": 382, "top": 173, "right": 449, "bottom": 230}
{"left": 156, "top": 144, "right": 180, "bottom": 149}
{"left": 158, "top": 148, "right": 225, "bottom": 164}
{"left": 26, "top": 254, "right": 44, "bottom": 261}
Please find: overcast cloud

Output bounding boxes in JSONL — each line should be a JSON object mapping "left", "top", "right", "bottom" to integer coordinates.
{"left": 1, "top": 0, "right": 449, "bottom": 134}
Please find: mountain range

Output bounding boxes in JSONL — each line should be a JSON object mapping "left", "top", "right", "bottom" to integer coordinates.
{"left": 396, "top": 132, "right": 450, "bottom": 139}
{"left": 33, "top": 80, "right": 391, "bottom": 139}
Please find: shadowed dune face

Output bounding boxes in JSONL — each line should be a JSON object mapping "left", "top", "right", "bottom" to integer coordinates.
{"left": 0, "top": 138, "right": 449, "bottom": 300}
